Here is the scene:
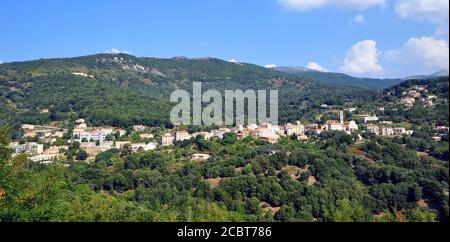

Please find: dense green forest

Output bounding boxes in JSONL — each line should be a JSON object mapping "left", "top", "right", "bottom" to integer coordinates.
{"left": 1, "top": 126, "right": 447, "bottom": 222}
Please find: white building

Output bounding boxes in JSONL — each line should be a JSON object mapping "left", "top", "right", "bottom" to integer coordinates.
{"left": 326, "top": 112, "right": 358, "bottom": 134}
{"left": 413, "top": 85, "right": 426, "bottom": 91}
{"left": 363, "top": 115, "right": 379, "bottom": 123}
{"left": 213, "top": 128, "right": 231, "bottom": 139}
{"left": 327, "top": 121, "right": 345, "bottom": 132}
{"left": 21, "top": 124, "right": 35, "bottom": 130}
{"left": 247, "top": 124, "right": 259, "bottom": 131}
{"left": 161, "top": 133, "right": 174, "bottom": 146}
{"left": 73, "top": 129, "right": 112, "bottom": 143}
{"left": 9, "top": 142, "right": 44, "bottom": 155}
{"left": 436, "top": 126, "right": 449, "bottom": 132}
{"left": 75, "top": 119, "right": 87, "bottom": 128}
{"left": 344, "top": 121, "right": 359, "bottom": 133}
{"left": 191, "top": 153, "right": 211, "bottom": 161}
{"left": 392, "top": 127, "right": 406, "bottom": 136}
{"left": 131, "top": 143, "right": 157, "bottom": 152}
{"left": 140, "top": 133, "right": 155, "bottom": 139}
{"left": 284, "top": 122, "right": 305, "bottom": 136}
{"left": 402, "top": 97, "right": 416, "bottom": 107}
{"left": 366, "top": 125, "right": 380, "bottom": 135}
{"left": 432, "top": 136, "right": 442, "bottom": 142}
{"left": 381, "top": 127, "right": 394, "bottom": 136}
{"left": 175, "top": 131, "right": 191, "bottom": 141}
{"left": 44, "top": 146, "right": 61, "bottom": 155}
{"left": 29, "top": 154, "right": 57, "bottom": 164}
{"left": 133, "top": 125, "right": 147, "bottom": 132}
{"left": 194, "top": 132, "right": 213, "bottom": 140}
{"left": 75, "top": 118, "right": 85, "bottom": 124}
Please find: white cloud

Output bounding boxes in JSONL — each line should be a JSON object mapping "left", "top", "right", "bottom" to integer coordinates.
{"left": 341, "top": 40, "right": 384, "bottom": 75}
{"left": 106, "top": 48, "right": 131, "bottom": 54}
{"left": 394, "top": 0, "right": 449, "bottom": 40}
{"left": 385, "top": 36, "right": 449, "bottom": 72}
{"left": 395, "top": 0, "right": 449, "bottom": 24}
{"left": 264, "top": 64, "right": 277, "bottom": 68}
{"left": 229, "top": 59, "right": 239, "bottom": 63}
{"left": 277, "top": 0, "right": 326, "bottom": 11}
{"left": 354, "top": 14, "right": 365, "bottom": 23}
{"left": 306, "top": 62, "right": 326, "bottom": 71}
{"left": 277, "top": 0, "right": 385, "bottom": 12}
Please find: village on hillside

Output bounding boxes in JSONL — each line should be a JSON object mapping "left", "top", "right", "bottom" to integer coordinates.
{"left": 9, "top": 83, "right": 448, "bottom": 164}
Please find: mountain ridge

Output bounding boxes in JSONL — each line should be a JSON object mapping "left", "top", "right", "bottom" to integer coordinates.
{"left": 0, "top": 53, "right": 374, "bottom": 129}
{"left": 272, "top": 66, "right": 403, "bottom": 90}
{"left": 403, "top": 69, "right": 450, "bottom": 81}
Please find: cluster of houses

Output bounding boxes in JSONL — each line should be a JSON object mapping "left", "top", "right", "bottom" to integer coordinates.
{"left": 10, "top": 103, "right": 448, "bottom": 164}
{"left": 398, "top": 85, "right": 439, "bottom": 108}
{"left": 431, "top": 126, "right": 450, "bottom": 142}
{"left": 78, "top": 141, "right": 158, "bottom": 157}
{"left": 72, "top": 119, "right": 158, "bottom": 158}
{"left": 8, "top": 119, "right": 160, "bottom": 164}
{"left": 324, "top": 111, "right": 359, "bottom": 133}
{"left": 161, "top": 123, "right": 302, "bottom": 147}
{"left": 365, "top": 125, "right": 414, "bottom": 137}
{"left": 8, "top": 141, "right": 66, "bottom": 164}
{"left": 160, "top": 112, "right": 360, "bottom": 146}
{"left": 72, "top": 119, "right": 114, "bottom": 143}
{"left": 12, "top": 124, "right": 70, "bottom": 163}
{"left": 9, "top": 112, "right": 363, "bottom": 163}
{"left": 21, "top": 124, "right": 67, "bottom": 143}
{"left": 161, "top": 123, "right": 289, "bottom": 146}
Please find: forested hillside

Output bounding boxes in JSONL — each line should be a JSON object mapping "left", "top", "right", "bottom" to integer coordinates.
{"left": 0, "top": 54, "right": 374, "bottom": 130}
{"left": 1, "top": 127, "right": 447, "bottom": 222}
{"left": 0, "top": 55, "right": 448, "bottom": 222}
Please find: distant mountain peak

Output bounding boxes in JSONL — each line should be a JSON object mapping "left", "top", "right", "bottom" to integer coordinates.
{"left": 431, "top": 69, "right": 449, "bottom": 77}
{"left": 403, "top": 69, "right": 449, "bottom": 80}
{"left": 273, "top": 66, "right": 321, "bottom": 73}
{"left": 172, "top": 56, "right": 189, "bottom": 60}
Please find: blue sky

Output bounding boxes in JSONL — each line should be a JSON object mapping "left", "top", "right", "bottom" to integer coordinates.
{"left": 0, "top": 0, "right": 448, "bottom": 78}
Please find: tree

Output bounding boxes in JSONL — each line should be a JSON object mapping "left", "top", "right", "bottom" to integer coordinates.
{"left": 76, "top": 150, "right": 88, "bottom": 161}
{"left": 113, "top": 173, "right": 130, "bottom": 192}
{"left": 0, "top": 125, "right": 9, "bottom": 146}
{"left": 0, "top": 126, "right": 12, "bottom": 162}
{"left": 222, "top": 134, "right": 237, "bottom": 145}
{"left": 245, "top": 197, "right": 262, "bottom": 215}
{"left": 274, "top": 205, "right": 296, "bottom": 222}
{"left": 267, "top": 167, "right": 277, "bottom": 176}
{"left": 105, "top": 134, "right": 113, "bottom": 142}
{"left": 324, "top": 199, "right": 368, "bottom": 222}
{"left": 408, "top": 207, "right": 438, "bottom": 222}
{"left": 120, "top": 144, "right": 132, "bottom": 157}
